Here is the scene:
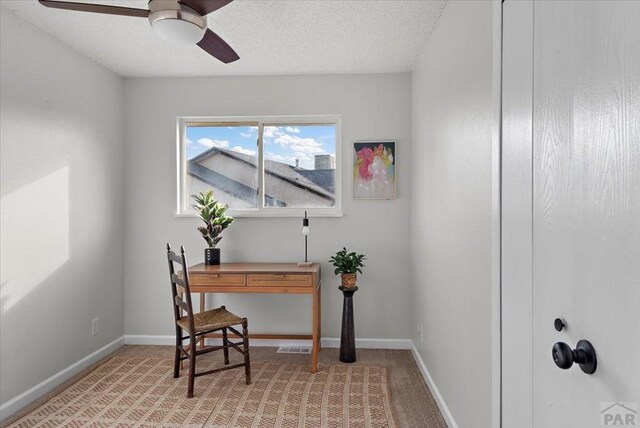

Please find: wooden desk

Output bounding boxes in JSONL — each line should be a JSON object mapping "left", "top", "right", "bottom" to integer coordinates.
{"left": 188, "top": 263, "right": 321, "bottom": 373}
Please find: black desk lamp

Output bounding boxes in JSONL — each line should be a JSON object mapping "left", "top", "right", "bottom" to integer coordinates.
{"left": 298, "top": 211, "right": 312, "bottom": 266}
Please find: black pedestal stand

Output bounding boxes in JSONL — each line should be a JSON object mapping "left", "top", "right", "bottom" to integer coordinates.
{"left": 339, "top": 286, "right": 358, "bottom": 363}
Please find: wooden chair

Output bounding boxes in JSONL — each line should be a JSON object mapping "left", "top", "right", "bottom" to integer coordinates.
{"left": 166, "top": 244, "right": 251, "bottom": 398}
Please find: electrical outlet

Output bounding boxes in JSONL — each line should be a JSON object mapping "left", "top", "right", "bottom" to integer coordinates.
{"left": 417, "top": 322, "right": 423, "bottom": 342}
{"left": 91, "top": 318, "right": 99, "bottom": 336}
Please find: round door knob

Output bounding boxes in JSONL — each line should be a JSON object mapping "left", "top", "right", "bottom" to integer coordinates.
{"left": 554, "top": 318, "right": 566, "bottom": 331}
{"left": 552, "top": 342, "right": 574, "bottom": 369}
{"left": 552, "top": 340, "right": 597, "bottom": 374}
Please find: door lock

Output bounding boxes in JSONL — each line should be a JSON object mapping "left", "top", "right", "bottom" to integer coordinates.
{"left": 554, "top": 318, "right": 566, "bottom": 331}
{"left": 552, "top": 340, "right": 597, "bottom": 374}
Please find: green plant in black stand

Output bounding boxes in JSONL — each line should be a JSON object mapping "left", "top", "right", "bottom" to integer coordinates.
{"left": 192, "top": 190, "right": 234, "bottom": 264}
{"left": 329, "top": 247, "right": 366, "bottom": 288}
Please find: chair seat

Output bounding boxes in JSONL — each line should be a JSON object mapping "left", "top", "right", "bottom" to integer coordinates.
{"left": 177, "top": 307, "right": 244, "bottom": 333}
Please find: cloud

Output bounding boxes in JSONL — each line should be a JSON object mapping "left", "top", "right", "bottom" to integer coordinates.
{"left": 197, "top": 138, "right": 229, "bottom": 149}
{"left": 231, "top": 146, "right": 257, "bottom": 156}
{"left": 240, "top": 127, "right": 258, "bottom": 138}
{"left": 274, "top": 134, "right": 325, "bottom": 155}
{"left": 263, "top": 126, "right": 286, "bottom": 139}
{"left": 263, "top": 127, "right": 330, "bottom": 169}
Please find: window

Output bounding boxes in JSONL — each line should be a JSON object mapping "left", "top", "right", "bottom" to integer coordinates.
{"left": 178, "top": 116, "right": 341, "bottom": 217}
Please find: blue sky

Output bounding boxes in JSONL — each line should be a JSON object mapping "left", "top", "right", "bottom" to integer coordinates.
{"left": 186, "top": 124, "right": 336, "bottom": 170}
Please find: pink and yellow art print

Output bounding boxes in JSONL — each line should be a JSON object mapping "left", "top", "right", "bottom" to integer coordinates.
{"left": 353, "top": 141, "right": 396, "bottom": 199}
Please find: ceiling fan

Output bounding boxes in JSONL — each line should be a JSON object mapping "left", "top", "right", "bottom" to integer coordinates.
{"left": 38, "top": 0, "right": 239, "bottom": 63}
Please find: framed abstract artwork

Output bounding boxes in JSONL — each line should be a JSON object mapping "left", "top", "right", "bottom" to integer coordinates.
{"left": 352, "top": 141, "right": 396, "bottom": 199}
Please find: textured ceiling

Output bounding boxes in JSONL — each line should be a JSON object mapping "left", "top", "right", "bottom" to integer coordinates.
{"left": 1, "top": 0, "right": 446, "bottom": 77}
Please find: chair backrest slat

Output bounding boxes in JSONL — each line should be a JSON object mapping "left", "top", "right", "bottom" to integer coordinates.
{"left": 168, "top": 252, "right": 183, "bottom": 264}
{"left": 174, "top": 295, "right": 189, "bottom": 312}
{"left": 171, "top": 273, "right": 186, "bottom": 288}
{"left": 167, "top": 244, "right": 196, "bottom": 334}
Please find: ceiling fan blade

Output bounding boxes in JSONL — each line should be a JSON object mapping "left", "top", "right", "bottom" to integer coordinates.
{"left": 197, "top": 29, "right": 239, "bottom": 64}
{"left": 38, "top": 0, "right": 149, "bottom": 18}
{"left": 179, "top": 0, "right": 233, "bottom": 16}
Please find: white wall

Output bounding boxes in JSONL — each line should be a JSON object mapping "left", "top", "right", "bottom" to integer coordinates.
{"left": 0, "top": 7, "right": 125, "bottom": 408}
{"left": 411, "top": 1, "right": 494, "bottom": 427}
{"left": 1, "top": 3, "right": 496, "bottom": 423}
{"left": 123, "top": 73, "right": 412, "bottom": 341}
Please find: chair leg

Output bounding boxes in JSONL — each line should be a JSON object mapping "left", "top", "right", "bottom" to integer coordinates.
{"left": 174, "top": 327, "right": 181, "bottom": 378}
{"left": 222, "top": 327, "right": 230, "bottom": 365}
{"left": 187, "top": 334, "right": 196, "bottom": 398}
{"left": 242, "top": 318, "right": 251, "bottom": 385}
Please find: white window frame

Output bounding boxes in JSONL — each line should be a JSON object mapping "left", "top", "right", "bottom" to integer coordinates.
{"left": 176, "top": 115, "right": 342, "bottom": 218}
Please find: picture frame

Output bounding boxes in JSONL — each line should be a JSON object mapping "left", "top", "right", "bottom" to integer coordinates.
{"left": 352, "top": 141, "right": 396, "bottom": 200}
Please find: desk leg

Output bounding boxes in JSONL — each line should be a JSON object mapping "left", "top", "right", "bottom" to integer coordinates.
{"left": 318, "top": 286, "right": 322, "bottom": 352}
{"left": 311, "top": 284, "right": 320, "bottom": 373}
{"left": 199, "top": 293, "right": 205, "bottom": 349}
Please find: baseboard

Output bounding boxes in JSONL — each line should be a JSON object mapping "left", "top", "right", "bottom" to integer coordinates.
{"left": 321, "top": 337, "right": 412, "bottom": 349}
{"left": 410, "top": 341, "right": 458, "bottom": 428}
{"left": 124, "top": 335, "right": 412, "bottom": 350}
{"left": 124, "top": 335, "right": 176, "bottom": 346}
{"left": 0, "top": 336, "right": 124, "bottom": 422}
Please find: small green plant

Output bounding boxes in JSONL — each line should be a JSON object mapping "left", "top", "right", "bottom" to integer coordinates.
{"left": 192, "top": 190, "right": 234, "bottom": 248}
{"left": 329, "top": 247, "right": 366, "bottom": 275}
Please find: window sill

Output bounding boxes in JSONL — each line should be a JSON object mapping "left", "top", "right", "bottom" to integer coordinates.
{"left": 175, "top": 209, "right": 344, "bottom": 218}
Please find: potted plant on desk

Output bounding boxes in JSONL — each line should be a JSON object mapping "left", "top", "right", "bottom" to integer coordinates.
{"left": 192, "top": 190, "right": 234, "bottom": 265}
{"left": 329, "top": 247, "right": 366, "bottom": 288}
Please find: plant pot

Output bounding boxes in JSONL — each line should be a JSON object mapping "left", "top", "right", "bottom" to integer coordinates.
{"left": 341, "top": 273, "right": 357, "bottom": 288}
{"left": 204, "top": 248, "right": 220, "bottom": 265}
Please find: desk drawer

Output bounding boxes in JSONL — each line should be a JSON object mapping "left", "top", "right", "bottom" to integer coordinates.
{"left": 189, "top": 273, "right": 246, "bottom": 286}
{"left": 247, "top": 274, "right": 312, "bottom": 287}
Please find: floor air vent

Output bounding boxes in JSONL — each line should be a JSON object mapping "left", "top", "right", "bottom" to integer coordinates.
{"left": 277, "top": 346, "right": 312, "bottom": 354}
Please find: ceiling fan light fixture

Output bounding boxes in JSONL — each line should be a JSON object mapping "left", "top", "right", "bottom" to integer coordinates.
{"left": 148, "top": 2, "right": 207, "bottom": 45}
{"left": 151, "top": 18, "right": 206, "bottom": 44}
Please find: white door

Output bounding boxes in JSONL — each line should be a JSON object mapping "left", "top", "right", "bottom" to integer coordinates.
{"left": 502, "top": 1, "right": 640, "bottom": 427}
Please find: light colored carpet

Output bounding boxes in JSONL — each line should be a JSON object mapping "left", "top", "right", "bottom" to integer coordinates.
{"left": 3, "top": 346, "right": 447, "bottom": 427}
{"left": 6, "top": 355, "right": 396, "bottom": 428}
